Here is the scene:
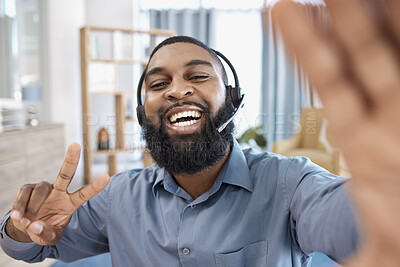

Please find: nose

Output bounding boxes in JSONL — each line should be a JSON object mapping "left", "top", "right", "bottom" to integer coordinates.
{"left": 165, "top": 81, "right": 194, "bottom": 101}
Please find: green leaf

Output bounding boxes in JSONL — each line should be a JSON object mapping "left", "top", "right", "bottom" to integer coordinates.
{"left": 237, "top": 125, "right": 267, "bottom": 149}
{"left": 254, "top": 134, "right": 267, "bottom": 148}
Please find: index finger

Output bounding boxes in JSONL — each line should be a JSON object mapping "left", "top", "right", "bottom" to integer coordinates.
{"left": 53, "top": 143, "right": 81, "bottom": 191}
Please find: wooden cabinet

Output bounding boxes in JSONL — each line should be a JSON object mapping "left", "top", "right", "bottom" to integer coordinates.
{"left": 80, "top": 26, "right": 175, "bottom": 183}
{"left": 0, "top": 124, "right": 64, "bottom": 266}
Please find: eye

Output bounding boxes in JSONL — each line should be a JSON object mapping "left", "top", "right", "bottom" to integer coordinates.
{"left": 149, "top": 81, "right": 169, "bottom": 90}
{"left": 189, "top": 74, "right": 210, "bottom": 82}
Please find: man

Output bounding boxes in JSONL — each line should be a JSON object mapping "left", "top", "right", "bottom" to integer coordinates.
{"left": 1, "top": 1, "right": 399, "bottom": 266}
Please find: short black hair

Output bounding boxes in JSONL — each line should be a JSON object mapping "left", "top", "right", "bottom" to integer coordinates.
{"left": 147, "top": 36, "right": 228, "bottom": 85}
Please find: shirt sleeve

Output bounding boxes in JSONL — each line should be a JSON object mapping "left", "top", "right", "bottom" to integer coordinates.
{"left": 0, "top": 179, "right": 112, "bottom": 263}
{"left": 285, "top": 156, "right": 359, "bottom": 262}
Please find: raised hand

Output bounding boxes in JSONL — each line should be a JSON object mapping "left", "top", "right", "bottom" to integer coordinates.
{"left": 273, "top": 0, "right": 400, "bottom": 266}
{"left": 6, "top": 143, "right": 110, "bottom": 246}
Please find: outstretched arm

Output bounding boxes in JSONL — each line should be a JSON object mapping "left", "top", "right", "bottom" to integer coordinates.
{"left": 273, "top": 0, "right": 400, "bottom": 266}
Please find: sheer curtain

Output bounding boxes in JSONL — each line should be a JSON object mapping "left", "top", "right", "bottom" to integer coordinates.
{"left": 260, "top": 2, "right": 328, "bottom": 148}
{"left": 149, "top": 9, "right": 212, "bottom": 45}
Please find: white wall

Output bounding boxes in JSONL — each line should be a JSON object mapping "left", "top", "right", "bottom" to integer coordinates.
{"left": 44, "top": 0, "right": 85, "bottom": 146}
{"left": 85, "top": 0, "right": 133, "bottom": 28}
{"left": 42, "top": 0, "right": 85, "bottom": 188}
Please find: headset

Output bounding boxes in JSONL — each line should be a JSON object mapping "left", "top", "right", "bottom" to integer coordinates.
{"left": 136, "top": 49, "right": 245, "bottom": 133}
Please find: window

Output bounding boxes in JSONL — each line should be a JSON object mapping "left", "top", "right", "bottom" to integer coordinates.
{"left": 0, "top": 0, "right": 43, "bottom": 115}
{"left": 139, "top": 0, "right": 264, "bottom": 10}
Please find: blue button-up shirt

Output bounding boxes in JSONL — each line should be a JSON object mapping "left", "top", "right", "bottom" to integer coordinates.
{"left": 0, "top": 141, "right": 358, "bottom": 266}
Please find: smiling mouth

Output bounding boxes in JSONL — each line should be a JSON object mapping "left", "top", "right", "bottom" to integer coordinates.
{"left": 168, "top": 110, "right": 202, "bottom": 127}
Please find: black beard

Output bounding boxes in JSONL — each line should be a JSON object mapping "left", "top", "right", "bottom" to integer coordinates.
{"left": 141, "top": 99, "right": 235, "bottom": 175}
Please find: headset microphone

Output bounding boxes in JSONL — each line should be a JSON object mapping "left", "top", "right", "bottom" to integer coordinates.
{"left": 136, "top": 49, "right": 244, "bottom": 132}
{"left": 217, "top": 96, "right": 244, "bottom": 132}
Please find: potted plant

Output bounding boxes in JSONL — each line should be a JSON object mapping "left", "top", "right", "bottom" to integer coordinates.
{"left": 236, "top": 125, "right": 267, "bottom": 150}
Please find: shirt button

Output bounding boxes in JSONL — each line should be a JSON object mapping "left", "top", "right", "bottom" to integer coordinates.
{"left": 190, "top": 205, "right": 196, "bottom": 209}
{"left": 182, "top": 248, "right": 190, "bottom": 255}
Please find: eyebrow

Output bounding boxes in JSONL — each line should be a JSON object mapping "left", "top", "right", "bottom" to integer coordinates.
{"left": 145, "top": 59, "right": 213, "bottom": 80}
{"left": 185, "top": 59, "right": 213, "bottom": 68}
{"left": 145, "top": 67, "right": 164, "bottom": 80}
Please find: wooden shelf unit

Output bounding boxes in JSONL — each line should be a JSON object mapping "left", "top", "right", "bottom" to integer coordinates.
{"left": 80, "top": 25, "right": 175, "bottom": 184}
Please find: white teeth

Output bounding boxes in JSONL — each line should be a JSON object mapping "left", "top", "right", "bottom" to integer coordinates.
{"left": 172, "top": 119, "right": 198, "bottom": 127}
{"left": 169, "top": 110, "right": 201, "bottom": 123}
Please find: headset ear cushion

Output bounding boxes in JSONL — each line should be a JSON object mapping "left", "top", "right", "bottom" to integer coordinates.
{"left": 234, "top": 86, "right": 242, "bottom": 107}
{"left": 226, "top": 85, "right": 235, "bottom": 107}
{"left": 136, "top": 105, "right": 145, "bottom": 126}
{"left": 227, "top": 85, "right": 241, "bottom": 109}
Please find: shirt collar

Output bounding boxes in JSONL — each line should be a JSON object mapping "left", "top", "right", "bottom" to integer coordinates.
{"left": 151, "top": 139, "right": 253, "bottom": 197}
{"left": 152, "top": 167, "right": 168, "bottom": 197}
{"left": 220, "top": 140, "right": 253, "bottom": 192}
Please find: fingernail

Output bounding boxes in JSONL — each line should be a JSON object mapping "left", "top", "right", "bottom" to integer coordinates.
{"left": 50, "top": 232, "right": 56, "bottom": 240}
{"left": 30, "top": 222, "right": 44, "bottom": 235}
{"left": 21, "top": 217, "right": 31, "bottom": 227}
{"left": 11, "top": 211, "right": 21, "bottom": 220}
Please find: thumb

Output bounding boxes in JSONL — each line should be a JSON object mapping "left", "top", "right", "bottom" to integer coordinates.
{"left": 27, "top": 221, "right": 59, "bottom": 246}
{"left": 70, "top": 173, "right": 110, "bottom": 208}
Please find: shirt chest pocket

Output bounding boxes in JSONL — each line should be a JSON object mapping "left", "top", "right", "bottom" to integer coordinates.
{"left": 214, "top": 240, "right": 268, "bottom": 267}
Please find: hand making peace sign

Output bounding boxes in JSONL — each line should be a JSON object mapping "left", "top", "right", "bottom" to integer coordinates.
{"left": 6, "top": 143, "right": 110, "bottom": 245}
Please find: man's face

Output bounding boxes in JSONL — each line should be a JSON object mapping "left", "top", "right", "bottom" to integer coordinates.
{"left": 143, "top": 42, "right": 227, "bottom": 134}
{"left": 141, "top": 42, "right": 234, "bottom": 175}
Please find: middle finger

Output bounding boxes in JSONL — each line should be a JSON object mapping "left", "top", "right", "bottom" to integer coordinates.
{"left": 24, "top": 181, "right": 53, "bottom": 219}
{"left": 11, "top": 184, "right": 35, "bottom": 221}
